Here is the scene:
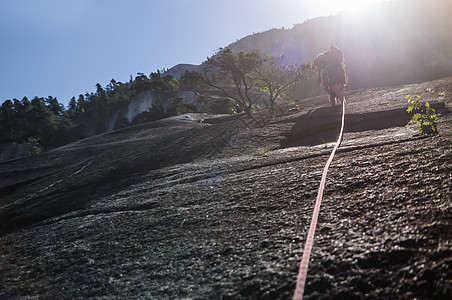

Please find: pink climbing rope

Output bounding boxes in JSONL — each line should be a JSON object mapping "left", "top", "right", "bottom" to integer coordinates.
{"left": 293, "top": 99, "right": 346, "bottom": 300}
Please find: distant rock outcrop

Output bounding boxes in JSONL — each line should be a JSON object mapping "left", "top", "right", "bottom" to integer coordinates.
{"left": 105, "top": 90, "right": 198, "bottom": 132}
{"left": 164, "top": 63, "right": 204, "bottom": 79}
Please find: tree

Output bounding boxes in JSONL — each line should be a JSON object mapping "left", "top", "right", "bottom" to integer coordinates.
{"left": 68, "top": 96, "right": 77, "bottom": 118}
{"left": 21, "top": 97, "right": 31, "bottom": 113}
{"left": 147, "top": 72, "right": 179, "bottom": 91}
{"left": 0, "top": 100, "right": 14, "bottom": 141}
{"left": 253, "top": 55, "right": 313, "bottom": 115}
{"left": 203, "top": 48, "right": 263, "bottom": 117}
{"left": 12, "top": 98, "right": 29, "bottom": 139}
{"left": 135, "top": 73, "right": 151, "bottom": 93}
{"left": 180, "top": 70, "right": 203, "bottom": 88}
{"left": 26, "top": 137, "right": 41, "bottom": 155}
{"left": 148, "top": 71, "right": 168, "bottom": 91}
{"left": 168, "top": 97, "right": 196, "bottom": 115}
{"left": 95, "top": 83, "right": 107, "bottom": 115}
{"left": 45, "top": 96, "right": 64, "bottom": 116}
{"left": 210, "top": 97, "right": 234, "bottom": 114}
{"left": 77, "top": 94, "right": 86, "bottom": 114}
{"left": 167, "top": 78, "right": 180, "bottom": 91}
{"left": 51, "top": 117, "right": 75, "bottom": 147}
{"left": 28, "top": 97, "right": 56, "bottom": 145}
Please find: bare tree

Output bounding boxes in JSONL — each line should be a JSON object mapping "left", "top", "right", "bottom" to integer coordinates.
{"left": 202, "top": 48, "right": 262, "bottom": 117}
{"left": 202, "top": 48, "right": 314, "bottom": 118}
{"left": 253, "top": 55, "right": 314, "bottom": 116}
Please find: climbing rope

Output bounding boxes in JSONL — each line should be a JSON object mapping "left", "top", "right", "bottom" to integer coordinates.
{"left": 293, "top": 99, "right": 346, "bottom": 300}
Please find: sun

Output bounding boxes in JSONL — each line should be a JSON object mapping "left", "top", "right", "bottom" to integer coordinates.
{"left": 315, "top": 0, "right": 386, "bottom": 15}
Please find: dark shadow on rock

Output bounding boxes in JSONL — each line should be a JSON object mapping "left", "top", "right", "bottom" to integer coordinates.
{"left": 281, "top": 102, "right": 450, "bottom": 148}
{"left": 281, "top": 106, "right": 347, "bottom": 147}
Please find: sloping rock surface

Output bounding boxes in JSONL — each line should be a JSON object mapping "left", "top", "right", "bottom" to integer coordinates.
{"left": 0, "top": 77, "right": 451, "bottom": 299}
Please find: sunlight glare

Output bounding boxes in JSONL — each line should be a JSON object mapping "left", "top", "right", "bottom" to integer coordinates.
{"left": 316, "top": 0, "right": 386, "bottom": 15}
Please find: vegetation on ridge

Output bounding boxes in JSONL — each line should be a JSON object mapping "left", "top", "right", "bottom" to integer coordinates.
{"left": 0, "top": 49, "right": 313, "bottom": 153}
{"left": 0, "top": 71, "right": 181, "bottom": 150}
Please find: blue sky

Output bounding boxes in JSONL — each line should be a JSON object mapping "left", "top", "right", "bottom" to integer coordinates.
{"left": 0, "top": 0, "right": 379, "bottom": 107}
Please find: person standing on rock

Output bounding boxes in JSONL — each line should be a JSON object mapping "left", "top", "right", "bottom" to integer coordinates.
{"left": 314, "top": 45, "right": 348, "bottom": 106}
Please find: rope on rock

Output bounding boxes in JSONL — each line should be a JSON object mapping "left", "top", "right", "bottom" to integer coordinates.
{"left": 293, "top": 99, "right": 346, "bottom": 300}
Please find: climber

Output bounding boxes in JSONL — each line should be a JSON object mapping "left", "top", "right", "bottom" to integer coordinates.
{"left": 314, "top": 46, "right": 348, "bottom": 106}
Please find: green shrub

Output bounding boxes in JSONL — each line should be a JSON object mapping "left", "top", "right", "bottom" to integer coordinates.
{"left": 210, "top": 97, "right": 234, "bottom": 114}
{"left": 256, "top": 146, "right": 270, "bottom": 157}
{"left": 26, "top": 137, "right": 41, "bottom": 155}
{"left": 406, "top": 94, "right": 439, "bottom": 136}
{"left": 193, "top": 95, "right": 210, "bottom": 113}
{"left": 131, "top": 104, "right": 167, "bottom": 125}
{"left": 167, "top": 97, "right": 197, "bottom": 115}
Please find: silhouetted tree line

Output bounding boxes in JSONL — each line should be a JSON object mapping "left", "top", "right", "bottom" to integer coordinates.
{"left": 0, "top": 71, "right": 181, "bottom": 149}
{"left": 0, "top": 96, "right": 80, "bottom": 149}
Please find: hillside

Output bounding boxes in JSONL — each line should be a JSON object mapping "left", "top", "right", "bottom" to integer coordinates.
{"left": 3, "top": 0, "right": 451, "bottom": 164}
{"left": 168, "top": 0, "right": 452, "bottom": 99}
{"left": 0, "top": 76, "right": 451, "bottom": 299}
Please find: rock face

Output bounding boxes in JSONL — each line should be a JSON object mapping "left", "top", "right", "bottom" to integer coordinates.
{"left": 104, "top": 90, "right": 198, "bottom": 132}
{"left": 0, "top": 77, "right": 451, "bottom": 299}
{"left": 0, "top": 142, "right": 31, "bottom": 161}
{"left": 123, "top": 90, "right": 198, "bottom": 123}
{"left": 164, "top": 63, "right": 204, "bottom": 79}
